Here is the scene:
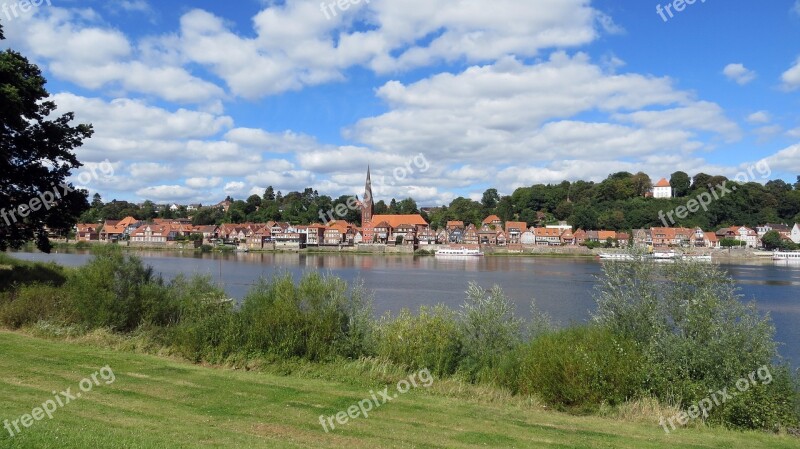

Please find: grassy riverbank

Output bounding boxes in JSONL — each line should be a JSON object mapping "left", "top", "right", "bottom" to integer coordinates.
{"left": 0, "top": 331, "right": 797, "bottom": 449}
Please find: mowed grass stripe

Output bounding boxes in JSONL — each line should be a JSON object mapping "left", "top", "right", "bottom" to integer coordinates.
{"left": 0, "top": 331, "right": 797, "bottom": 449}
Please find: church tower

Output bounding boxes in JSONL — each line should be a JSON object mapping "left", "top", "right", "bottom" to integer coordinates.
{"left": 362, "top": 165, "right": 374, "bottom": 224}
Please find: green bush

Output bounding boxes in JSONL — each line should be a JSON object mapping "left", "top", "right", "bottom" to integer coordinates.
{"left": 66, "top": 247, "right": 167, "bottom": 331}
{"left": 0, "top": 284, "right": 69, "bottom": 329}
{"left": 375, "top": 304, "right": 461, "bottom": 377}
{"left": 237, "top": 272, "right": 373, "bottom": 362}
{"left": 713, "top": 365, "right": 799, "bottom": 431}
{"left": 594, "top": 255, "right": 798, "bottom": 429}
{"left": 509, "top": 326, "right": 645, "bottom": 411}
{"left": 457, "top": 282, "right": 523, "bottom": 382}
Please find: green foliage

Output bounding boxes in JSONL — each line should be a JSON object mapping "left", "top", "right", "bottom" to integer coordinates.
{"left": 761, "top": 230, "right": 794, "bottom": 251}
{"left": 507, "top": 326, "right": 645, "bottom": 411}
{"left": 375, "top": 305, "right": 461, "bottom": 377}
{"left": 593, "top": 256, "right": 798, "bottom": 430}
{"left": 0, "top": 284, "right": 69, "bottom": 329}
{"left": 719, "top": 238, "right": 745, "bottom": 248}
{"left": 0, "top": 35, "right": 93, "bottom": 252}
{"left": 66, "top": 247, "right": 167, "bottom": 331}
{"left": 670, "top": 171, "right": 691, "bottom": 197}
{"left": 457, "top": 282, "right": 523, "bottom": 382}
{"left": 713, "top": 366, "right": 799, "bottom": 431}
{"left": 235, "top": 272, "right": 373, "bottom": 361}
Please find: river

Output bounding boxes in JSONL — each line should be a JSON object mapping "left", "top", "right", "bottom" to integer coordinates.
{"left": 10, "top": 250, "right": 800, "bottom": 369}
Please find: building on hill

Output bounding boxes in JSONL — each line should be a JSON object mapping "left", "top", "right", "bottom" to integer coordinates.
{"left": 100, "top": 216, "right": 141, "bottom": 241}
{"left": 359, "top": 166, "right": 428, "bottom": 244}
{"left": 652, "top": 178, "right": 672, "bottom": 199}
{"left": 716, "top": 226, "right": 759, "bottom": 248}
{"left": 75, "top": 224, "right": 99, "bottom": 241}
{"left": 482, "top": 215, "right": 503, "bottom": 229}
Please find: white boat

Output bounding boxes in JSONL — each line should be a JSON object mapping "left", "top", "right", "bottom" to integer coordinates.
{"left": 435, "top": 247, "right": 484, "bottom": 257}
{"left": 652, "top": 251, "right": 677, "bottom": 259}
{"left": 598, "top": 253, "right": 635, "bottom": 260}
{"left": 773, "top": 251, "right": 800, "bottom": 261}
{"left": 681, "top": 254, "right": 712, "bottom": 262}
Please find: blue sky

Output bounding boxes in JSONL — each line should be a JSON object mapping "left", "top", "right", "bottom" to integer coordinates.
{"left": 2, "top": 0, "right": 800, "bottom": 206}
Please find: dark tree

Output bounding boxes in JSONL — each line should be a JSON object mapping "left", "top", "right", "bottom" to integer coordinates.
{"left": 263, "top": 186, "right": 275, "bottom": 202}
{"left": 0, "top": 24, "right": 94, "bottom": 252}
{"left": 670, "top": 171, "right": 691, "bottom": 197}
{"left": 761, "top": 231, "right": 783, "bottom": 251}
{"left": 693, "top": 173, "right": 713, "bottom": 191}
{"left": 481, "top": 188, "right": 500, "bottom": 210}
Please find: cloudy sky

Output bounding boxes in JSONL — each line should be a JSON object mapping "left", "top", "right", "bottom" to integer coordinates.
{"left": 2, "top": 0, "right": 800, "bottom": 206}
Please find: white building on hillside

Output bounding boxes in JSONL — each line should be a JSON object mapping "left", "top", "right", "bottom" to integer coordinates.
{"left": 653, "top": 178, "right": 672, "bottom": 199}
{"left": 792, "top": 224, "right": 800, "bottom": 244}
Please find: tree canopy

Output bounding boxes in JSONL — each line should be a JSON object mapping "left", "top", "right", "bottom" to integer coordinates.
{"left": 0, "top": 23, "right": 94, "bottom": 252}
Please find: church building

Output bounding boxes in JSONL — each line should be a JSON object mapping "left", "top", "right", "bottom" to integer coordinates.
{"left": 360, "top": 166, "right": 429, "bottom": 244}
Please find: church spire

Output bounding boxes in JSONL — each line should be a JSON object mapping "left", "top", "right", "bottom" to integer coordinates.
{"left": 362, "top": 165, "right": 374, "bottom": 223}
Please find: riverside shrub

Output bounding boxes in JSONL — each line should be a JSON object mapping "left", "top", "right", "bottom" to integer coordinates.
{"left": 0, "top": 284, "right": 68, "bottom": 329}
{"left": 236, "top": 272, "right": 373, "bottom": 361}
{"left": 374, "top": 304, "right": 461, "bottom": 377}
{"left": 594, "top": 255, "right": 799, "bottom": 430}
{"left": 458, "top": 282, "right": 523, "bottom": 382}
{"left": 510, "top": 326, "right": 645, "bottom": 411}
{"left": 66, "top": 247, "right": 167, "bottom": 331}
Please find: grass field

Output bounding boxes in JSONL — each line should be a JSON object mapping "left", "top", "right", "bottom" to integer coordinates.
{"left": 0, "top": 331, "right": 797, "bottom": 448}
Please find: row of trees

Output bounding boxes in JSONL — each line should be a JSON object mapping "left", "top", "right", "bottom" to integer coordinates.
{"left": 427, "top": 172, "right": 800, "bottom": 232}
{"left": 80, "top": 189, "right": 423, "bottom": 227}
{"left": 81, "top": 171, "right": 800, "bottom": 234}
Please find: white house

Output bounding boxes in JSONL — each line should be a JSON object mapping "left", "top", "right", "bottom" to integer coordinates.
{"left": 734, "top": 226, "right": 759, "bottom": 248}
{"left": 792, "top": 224, "right": 800, "bottom": 244}
{"left": 653, "top": 178, "right": 672, "bottom": 199}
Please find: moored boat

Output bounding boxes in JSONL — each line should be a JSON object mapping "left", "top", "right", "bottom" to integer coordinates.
{"left": 598, "top": 253, "right": 635, "bottom": 260}
{"left": 773, "top": 251, "right": 800, "bottom": 261}
{"left": 435, "top": 247, "right": 484, "bottom": 257}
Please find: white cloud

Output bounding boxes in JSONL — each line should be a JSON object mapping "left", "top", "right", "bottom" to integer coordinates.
{"left": 128, "top": 162, "right": 174, "bottom": 181}
{"left": 781, "top": 57, "right": 800, "bottom": 90}
{"left": 136, "top": 185, "right": 200, "bottom": 201}
{"left": 723, "top": 63, "right": 756, "bottom": 85}
{"left": 349, "top": 54, "right": 738, "bottom": 166}
{"left": 223, "top": 182, "right": 247, "bottom": 196}
{"left": 754, "top": 125, "right": 783, "bottom": 142}
{"left": 147, "top": 0, "right": 612, "bottom": 98}
{"left": 747, "top": 111, "right": 771, "bottom": 124}
{"left": 185, "top": 177, "right": 223, "bottom": 189}
{"left": 764, "top": 143, "right": 800, "bottom": 173}
{"left": 4, "top": 7, "right": 224, "bottom": 104}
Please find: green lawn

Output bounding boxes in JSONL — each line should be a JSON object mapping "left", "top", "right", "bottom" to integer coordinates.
{"left": 0, "top": 331, "right": 796, "bottom": 449}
